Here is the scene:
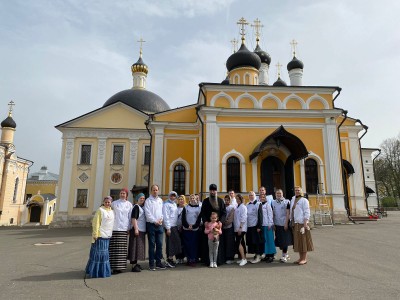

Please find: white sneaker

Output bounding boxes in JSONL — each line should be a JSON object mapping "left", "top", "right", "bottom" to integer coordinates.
{"left": 239, "top": 259, "right": 247, "bottom": 266}
{"left": 209, "top": 263, "right": 214, "bottom": 268}
{"left": 280, "top": 256, "right": 287, "bottom": 263}
{"left": 260, "top": 254, "right": 266, "bottom": 259}
{"left": 251, "top": 256, "right": 261, "bottom": 264}
{"left": 225, "top": 260, "right": 234, "bottom": 264}
{"left": 213, "top": 263, "right": 218, "bottom": 268}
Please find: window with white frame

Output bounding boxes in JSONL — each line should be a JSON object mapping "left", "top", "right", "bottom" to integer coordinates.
{"left": 79, "top": 145, "right": 92, "bottom": 165}
{"left": 305, "top": 158, "right": 319, "bottom": 194}
{"left": 76, "top": 189, "right": 88, "bottom": 208}
{"left": 112, "top": 145, "right": 124, "bottom": 165}
{"left": 173, "top": 164, "right": 185, "bottom": 196}
{"left": 227, "top": 157, "right": 240, "bottom": 192}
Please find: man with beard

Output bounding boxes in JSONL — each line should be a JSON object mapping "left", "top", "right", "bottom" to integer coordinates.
{"left": 200, "top": 184, "right": 226, "bottom": 265}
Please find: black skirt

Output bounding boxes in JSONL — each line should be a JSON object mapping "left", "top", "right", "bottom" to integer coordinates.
{"left": 274, "top": 225, "right": 293, "bottom": 249}
{"left": 223, "top": 226, "right": 235, "bottom": 260}
{"left": 246, "top": 226, "right": 264, "bottom": 254}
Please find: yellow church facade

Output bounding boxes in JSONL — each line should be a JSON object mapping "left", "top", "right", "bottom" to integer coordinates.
{"left": 54, "top": 19, "right": 373, "bottom": 226}
{"left": 0, "top": 102, "right": 33, "bottom": 226}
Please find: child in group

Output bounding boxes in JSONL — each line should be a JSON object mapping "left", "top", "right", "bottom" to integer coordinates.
{"left": 163, "top": 191, "right": 182, "bottom": 268}
{"left": 175, "top": 195, "right": 187, "bottom": 264}
{"left": 204, "top": 212, "right": 223, "bottom": 268}
{"left": 246, "top": 191, "right": 264, "bottom": 264}
{"left": 127, "top": 193, "right": 146, "bottom": 272}
{"left": 233, "top": 194, "right": 248, "bottom": 266}
{"left": 85, "top": 196, "right": 115, "bottom": 278}
{"left": 182, "top": 194, "right": 201, "bottom": 266}
{"left": 272, "top": 189, "right": 293, "bottom": 263}
{"left": 260, "top": 194, "right": 276, "bottom": 263}
{"left": 223, "top": 195, "right": 235, "bottom": 264}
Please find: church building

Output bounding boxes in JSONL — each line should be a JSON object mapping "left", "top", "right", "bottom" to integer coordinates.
{"left": 54, "top": 18, "right": 377, "bottom": 227}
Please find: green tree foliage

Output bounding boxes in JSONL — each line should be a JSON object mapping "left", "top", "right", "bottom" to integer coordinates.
{"left": 375, "top": 134, "right": 400, "bottom": 203}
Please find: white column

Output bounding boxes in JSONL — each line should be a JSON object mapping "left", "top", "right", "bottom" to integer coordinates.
{"left": 205, "top": 113, "right": 220, "bottom": 189}
{"left": 300, "top": 159, "right": 306, "bottom": 192}
{"left": 42, "top": 200, "right": 49, "bottom": 225}
{"left": 252, "top": 159, "right": 258, "bottom": 191}
{"left": 259, "top": 63, "right": 269, "bottom": 85}
{"left": 289, "top": 68, "right": 303, "bottom": 86}
{"left": 128, "top": 139, "right": 139, "bottom": 202}
{"left": 93, "top": 139, "right": 106, "bottom": 211}
{"left": 319, "top": 164, "right": 326, "bottom": 193}
{"left": 153, "top": 125, "right": 165, "bottom": 189}
{"left": 348, "top": 130, "right": 366, "bottom": 213}
{"left": 325, "top": 121, "right": 345, "bottom": 211}
{"left": 59, "top": 138, "right": 74, "bottom": 212}
{"left": 221, "top": 162, "right": 227, "bottom": 192}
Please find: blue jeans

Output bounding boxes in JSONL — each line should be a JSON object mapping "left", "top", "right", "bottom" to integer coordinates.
{"left": 147, "top": 222, "right": 164, "bottom": 266}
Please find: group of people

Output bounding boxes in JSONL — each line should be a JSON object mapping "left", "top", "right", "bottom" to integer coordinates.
{"left": 85, "top": 184, "right": 314, "bottom": 278}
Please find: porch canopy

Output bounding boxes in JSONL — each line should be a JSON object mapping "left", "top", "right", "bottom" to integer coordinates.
{"left": 249, "top": 125, "right": 309, "bottom": 162}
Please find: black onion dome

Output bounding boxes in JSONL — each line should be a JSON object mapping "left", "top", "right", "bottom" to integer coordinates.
{"left": 221, "top": 76, "right": 229, "bottom": 85}
{"left": 131, "top": 56, "right": 148, "bottom": 74}
{"left": 103, "top": 89, "right": 170, "bottom": 113}
{"left": 254, "top": 44, "right": 271, "bottom": 65}
{"left": 287, "top": 56, "right": 304, "bottom": 71}
{"left": 226, "top": 43, "right": 262, "bottom": 72}
{"left": 1, "top": 116, "right": 16, "bottom": 128}
{"left": 273, "top": 77, "right": 287, "bottom": 87}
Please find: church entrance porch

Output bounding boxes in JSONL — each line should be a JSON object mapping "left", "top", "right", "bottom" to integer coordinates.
{"left": 29, "top": 205, "right": 41, "bottom": 223}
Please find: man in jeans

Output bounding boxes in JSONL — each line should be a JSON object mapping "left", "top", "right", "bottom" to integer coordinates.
{"left": 144, "top": 184, "right": 166, "bottom": 270}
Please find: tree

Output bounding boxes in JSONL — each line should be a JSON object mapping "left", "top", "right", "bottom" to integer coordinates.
{"left": 375, "top": 134, "right": 400, "bottom": 204}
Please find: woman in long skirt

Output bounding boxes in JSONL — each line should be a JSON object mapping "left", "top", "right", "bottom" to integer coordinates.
{"left": 260, "top": 194, "right": 276, "bottom": 263}
{"left": 290, "top": 186, "right": 314, "bottom": 265}
{"left": 127, "top": 193, "right": 146, "bottom": 272}
{"left": 85, "top": 196, "right": 114, "bottom": 278}
{"left": 223, "top": 195, "right": 235, "bottom": 264}
{"left": 175, "top": 195, "right": 187, "bottom": 264}
{"left": 182, "top": 194, "right": 202, "bottom": 266}
{"left": 109, "top": 188, "right": 133, "bottom": 274}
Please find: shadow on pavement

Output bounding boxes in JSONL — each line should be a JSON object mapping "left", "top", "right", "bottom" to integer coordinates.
{"left": 13, "top": 270, "right": 85, "bottom": 282}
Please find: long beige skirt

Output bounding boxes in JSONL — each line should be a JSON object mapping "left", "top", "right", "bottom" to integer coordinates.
{"left": 293, "top": 223, "right": 314, "bottom": 253}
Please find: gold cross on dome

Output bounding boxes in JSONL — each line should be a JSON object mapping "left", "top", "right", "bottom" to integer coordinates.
{"left": 276, "top": 62, "right": 282, "bottom": 77}
{"left": 230, "top": 38, "right": 238, "bottom": 53}
{"left": 137, "top": 37, "right": 146, "bottom": 57}
{"left": 237, "top": 17, "right": 249, "bottom": 43}
{"left": 8, "top": 100, "right": 15, "bottom": 116}
{"left": 251, "top": 18, "right": 263, "bottom": 44}
{"left": 290, "top": 39, "right": 298, "bottom": 56}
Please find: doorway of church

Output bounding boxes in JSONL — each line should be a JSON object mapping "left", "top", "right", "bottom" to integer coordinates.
{"left": 30, "top": 206, "right": 41, "bottom": 223}
{"left": 261, "top": 156, "right": 294, "bottom": 199}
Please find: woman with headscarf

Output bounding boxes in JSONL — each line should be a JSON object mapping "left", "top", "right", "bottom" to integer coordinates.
{"left": 109, "top": 188, "right": 133, "bottom": 274}
{"left": 127, "top": 193, "right": 146, "bottom": 272}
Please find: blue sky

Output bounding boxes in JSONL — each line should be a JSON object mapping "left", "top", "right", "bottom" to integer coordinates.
{"left": 1, "top": 0, "right": 399, "bottom": 173}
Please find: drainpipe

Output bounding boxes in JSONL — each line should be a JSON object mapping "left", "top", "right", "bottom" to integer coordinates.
{"left": 145, "top": 114, "right": 154, "bottom": 195}
{"left": 337, "top": 110, "right": 352, "bottom": 220}
{"left": 196, "top": 85, "right": 206, "bottom": 200}
{"left": 372, "top": 149, "right": 381, "bottom": 207}
{"left": 355, "top": 119, "right": 369, "bottom": 212}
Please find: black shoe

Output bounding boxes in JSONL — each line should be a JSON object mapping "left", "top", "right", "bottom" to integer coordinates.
{"left": 156, "top": 262, "right": 167, "bottom": 270}
{"left": 137, "top": 264, "right": 143, "bottom": 270}
{"left": 166, "top": 259, "right": 176, "bottom": 268}
{"left": 266, "top": 257, "right": 274, "bottom": 263}
{"left": 131, "top": 264, "right": 141, "bottom": 272}
{"left": 148, "top": 264, "right": 156, "bottom": 271}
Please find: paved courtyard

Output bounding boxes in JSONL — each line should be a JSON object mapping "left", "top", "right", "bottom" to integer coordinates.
{"left": 1, "top": 212, "right": 399, "bottom": 300}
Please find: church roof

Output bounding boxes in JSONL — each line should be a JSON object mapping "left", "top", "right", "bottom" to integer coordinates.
{"left": 103, "top": 89, "right": 170, "bottom": 113}
{"left": 226, "top": 43, "right": 261, "bottom": 72}
{"left": 287, "top": 56, "right": 304, "bottom": 71}
{"left": 254, "top": 44, "right": 271, "bottom": 65}
{"left": 1, "top": 116, "right": 16, "bottom": 128}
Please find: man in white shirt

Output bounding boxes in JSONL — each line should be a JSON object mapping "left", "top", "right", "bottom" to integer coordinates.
{"left": 144, "top": 184, "right": 166, "bottom": 270}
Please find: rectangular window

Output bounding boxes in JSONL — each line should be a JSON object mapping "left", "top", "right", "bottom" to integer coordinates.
{"left": 110, "top": 189, "right": 120, "bottom": 201}
{"left": 76, "top": 189, "right": 88, "bottom": 208}
{"left": 112, "top": 145, "right": 124, "bottom": 165}
{"left": 80, "top": 145, "right": 92, "bottom": 165}
{"left": 144, "top": 145, "right": 151, "bottom": 165}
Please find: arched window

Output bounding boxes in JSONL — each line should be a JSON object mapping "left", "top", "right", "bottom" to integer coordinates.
{"left": 173, "top": 164, "right": 185, "bottom": 196}
{"left": 13, "top": 178, "right": 19, "bottom": 203}
{"left": 305, "top": 158, "right": 319, "bottom": 194}
{"left": 227, "top": 156, "right": 240, "bottom": 192}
